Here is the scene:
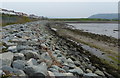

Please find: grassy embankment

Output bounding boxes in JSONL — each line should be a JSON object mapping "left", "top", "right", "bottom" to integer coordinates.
{"left": 0, "top": 13, "right": 39, "bottom": 26}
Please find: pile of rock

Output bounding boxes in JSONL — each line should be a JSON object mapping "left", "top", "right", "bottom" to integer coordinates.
{"left": 0, "top": 21, "right": 108, "bottom": 78}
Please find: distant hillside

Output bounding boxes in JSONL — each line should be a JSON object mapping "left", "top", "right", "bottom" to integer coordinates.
{"left": 88, "top": 13, "right": 118, "bottom": 19}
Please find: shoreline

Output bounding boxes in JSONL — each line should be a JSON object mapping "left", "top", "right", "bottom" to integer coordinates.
{"left": 50, "top": 20, "right": 118, "bottom": 24}
{"left": 46, "top": 21, "right": 120, "bottom": 77}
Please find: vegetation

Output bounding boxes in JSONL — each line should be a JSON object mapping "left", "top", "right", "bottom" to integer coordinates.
{"left": 49, "top": 18, "right": 118, "bottom": 21}
{"left": 1, "top": 13, "right": 39, "bottom": 26}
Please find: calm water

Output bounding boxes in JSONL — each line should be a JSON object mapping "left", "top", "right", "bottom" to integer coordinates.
{"left": 68, "top": 23, "right": 119, "bottom": 39}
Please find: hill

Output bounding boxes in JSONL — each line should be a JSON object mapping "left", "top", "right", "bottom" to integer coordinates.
{"left": 88, "top": 13, "right": 118, "bottom": 19}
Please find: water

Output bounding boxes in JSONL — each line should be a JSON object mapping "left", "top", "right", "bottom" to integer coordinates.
{"left": 68, "top": 23, "right": 118, "bottom": 39}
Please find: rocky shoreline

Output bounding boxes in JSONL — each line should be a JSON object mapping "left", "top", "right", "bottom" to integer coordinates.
{"left": 0, "top": 21, "right": 119, "bottom": 78}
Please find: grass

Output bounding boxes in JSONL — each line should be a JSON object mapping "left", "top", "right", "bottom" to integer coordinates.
{"left": 49, "top": 18, "right": 118, "bottom": 21}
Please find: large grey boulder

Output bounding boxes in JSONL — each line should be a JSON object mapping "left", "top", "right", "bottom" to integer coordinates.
{"left": 0, "top": 52, "right": 13, "bottom": 67}
{"left": 12, "top": 60, "right": 27, "bottom": 70}
{"left": 24, "top": 62, "right": 48, "bottom": 77}
{"left": 21, "top": 50, "right": 40, "bottom": 60}
{"left": 13, "top": 53, "right": 25, "bottom": 61}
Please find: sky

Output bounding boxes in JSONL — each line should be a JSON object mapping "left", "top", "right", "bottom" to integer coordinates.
{"left": 1, "top": 2, "right": 118, "bottom": 18}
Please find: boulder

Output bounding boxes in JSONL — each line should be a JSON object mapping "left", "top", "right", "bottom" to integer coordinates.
{"left": 1, "top": 65, "right": 14, "bottom": 73}
{"left": 12, "top": 60, "right": 27, "bottom": 70}
{"left": 0, "top": 70, "right": 3, "bottom": 78}
{"left": 83, "top": 73, "right": 98, "bottom": 77}
{"left": 8, "top": 46, "right": 17, "bottom": 52}
{"left": 48, "top": 68, "right": 59, "bottom": 72}
{"left": 94, "top": 70, "right": 105, "bottom": 76}
{"left": 41, "top": 52, "right": 52, "bottom": 66}
{"left": 0, "top": 52, "right": 13, "bottom": 66}
{"left": 21, "top": 50, "right": 40, "bottom": 60}
{"left": 24, "top": 62, "right": 48, "bottom": 77}
{"left": 51, "top": 65, "right": 66, "bottom": 72}
{"left": 48, "top": 71, "right": 55, "bottom": 78}
{"left": 86, "top": 69, "right": 92, "bottom": 73}
{"left": 68, "top": 67, "right": 84, "bottom": 75}
{"left": 13, "top": 53, "right": 25, "bottom": 61}
{"left": 27, "top": 58, "right": 38, "bottom": 66}
{"left": 13, "top": 68, "right": 26, "bottom": 77}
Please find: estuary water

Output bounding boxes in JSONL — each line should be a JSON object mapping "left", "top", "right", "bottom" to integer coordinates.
{"left": 68, "top": 23, "right": 119, "bottom": 39}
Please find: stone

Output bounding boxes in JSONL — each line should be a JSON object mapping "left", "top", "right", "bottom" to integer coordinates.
{"left": 62, "top": 66, "right": 69, "bottom": 71}
{"left": 12, "top": 60, "right": 27, "bottom": 70}
{"left": 21, "top": 50, "right": 40, "bottom": 60}
{"left": 0, "top": 52, "right": 13, "bottom": 66}
{"left": 68, "top": 67, "right": 84, "bottom": 75}
{"left": 1, "top": 66, "right": 14, "bottom": 73}
{"left": 83, "top": 73, "right": 98, "bottom": 77}
{"left": 0, "top": 70, "right": 3, "bottom": 78}
{"left": 53, "top": 72, "right": 74, "bottom": 77}
{"left": 8, "top": 46, "right": 17, "bottom": 52}
{"left": 41, "top": 52, "right": 52, "bottom": 66}
{"left": 41, "top": 43, "right": 47, "bottom": 48}
{"left": 49, "top": 68, "right": 59, "bottom": 72}
{"left": 51, "top": 65, "right": 66, "bottom": 72}
{"left": 48, "top": 71, "right": 55, "bottom": 78}
{"left": 13, "top": 68, "right": 26, "bottom": 77}
{"left": 27, "top": 58, "right": 38, "bottom": 66}
{"left": 17, "top": 45, "right": 33, "bottom": 51}
{"left": 74, "top": 61, "right": 81, "bottom": 66}
{"left": 13, "top": 53, "right": 25, "bottom": 61}
{"left": 24, "top": 62, "right": 48, "bottom": 77}
{"left": 67, "top": 58, "right": 74, "bottom": 64}
{"left": 95, "top": 70, "right": 105, "bottom": 76}
{"left": 86, "top": 69, "right": 92, "bottom": 73}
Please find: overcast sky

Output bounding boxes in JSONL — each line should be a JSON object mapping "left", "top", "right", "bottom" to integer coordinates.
{"left": 2, "top": 2, "right": 118, "bottom": 18}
